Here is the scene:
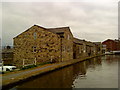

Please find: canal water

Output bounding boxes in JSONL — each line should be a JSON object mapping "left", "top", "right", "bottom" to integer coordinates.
{"left": 11, "top": 55, "right": 119, "bottom": 89}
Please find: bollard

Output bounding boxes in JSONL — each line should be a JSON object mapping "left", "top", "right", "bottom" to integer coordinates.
{"left": 50, "top": 56, "right": 53, "bottom": 63}
{"left": 34, "top": 58, "right": 37, "bottom": 65}
{"left": 23, "top": 59, "right": 25, "bottom": 68}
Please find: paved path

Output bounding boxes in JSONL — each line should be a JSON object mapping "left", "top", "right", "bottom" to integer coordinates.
{"left": 1, "top": 60, "right": 74, "bottom": 88}
{"left": 2, "top": 62, "right": 65, "bottom": 81}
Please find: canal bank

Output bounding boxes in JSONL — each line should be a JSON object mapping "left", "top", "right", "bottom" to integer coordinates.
{"left": 2, "top": 54, "right": 105, "bottom": 89}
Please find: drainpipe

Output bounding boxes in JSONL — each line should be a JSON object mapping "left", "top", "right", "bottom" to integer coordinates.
{"left": 23, "top": 59, "right": 25, "bottom": 68}
{"left": 61, "top": 38, "right": 62, "bottom": 62}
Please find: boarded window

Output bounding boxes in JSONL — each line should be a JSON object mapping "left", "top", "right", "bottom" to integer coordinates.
{"left": 79, "top": 46, "right": 81, "bottom": 53}
{"left": 68, "top": 35, "right": 70, "bottom": 40}
{"left": 33, "top": 32, "right": 37, "bottom": 39}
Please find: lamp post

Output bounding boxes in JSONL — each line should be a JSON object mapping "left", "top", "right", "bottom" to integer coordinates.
{"left": 60, "top": 38, "right": 62, "bottom": 62}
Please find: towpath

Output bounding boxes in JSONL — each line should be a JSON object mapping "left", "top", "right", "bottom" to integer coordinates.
{"left": 1, "top": 54, "right": 103, "bottom": 89}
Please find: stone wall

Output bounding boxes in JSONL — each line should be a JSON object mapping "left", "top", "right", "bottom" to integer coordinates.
{"left": 13, "top": 25, "right": 61, "bottom": 67}
{"left": 61, "top": 28, "right": 73, "bottom": 61}
{"left": 73, "top": 38, "right": 87, "bottom": 59}
{"left": 73, "top": 38, "right": 102, "bottom": 59}
{"left": 13, "top": 25, "right": 103, "bottom": 67}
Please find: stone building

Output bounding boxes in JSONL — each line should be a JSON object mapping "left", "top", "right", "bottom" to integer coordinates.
{"left": 73, "top": 38, "right": 86, "bottom": 59}
{"left": 13, "top": 25, "right": 73, "bottom": 67}
{"left": 94, "top": 42, "right": 103, "bottom": 54}
{"left": 47, "top": 27, "right": 73, "bottom": 61}
{"left": 85, "top": 41, "right": 95, "bottom": 57}
{"left": 73, "top": 38, "right": 99, "bottom": 59}
{"left": 13, "top": 25, "right": 103, "bottom": 67}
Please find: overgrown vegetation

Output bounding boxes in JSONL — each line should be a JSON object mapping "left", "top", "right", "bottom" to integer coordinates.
{"left": 20, "top": 65, "right": 37, "bottom": 70}
{"left": 4, "top": 64, "right": 13, "bottom": 66}
{"left": 0, "top": 62, "right": 52, "bottom": 74}
{"left": 20, "top": 62, "right": 52, "bottom": 70}
{"left": 37, "top": 62, "right": 52, "bottom": 66}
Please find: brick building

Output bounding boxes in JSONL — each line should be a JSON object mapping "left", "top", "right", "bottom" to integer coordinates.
{"left": 102, "top": 39, "right": 120, "bottom": 51}
{"left": 115, "top": 39, "right": 120, "bottom": 51}
{"left": 13, "top": 25, "right": 73, "bottom": 67}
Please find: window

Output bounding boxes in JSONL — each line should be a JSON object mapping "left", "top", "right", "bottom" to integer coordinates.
{"left": 79, "top": 47, "right": 81, "bottom": 53}
{"left": 32, "top": 46, "right": 37, "bottom": 52}
{"left": 67, "top": 47, "right": 70, "bottom": 52}
{"left": 68, "top": 35, "right": 70, "bottom": 40}
{"left": 62, "top": 46, "right": 65, "bottom": 51}
{"left": 33, "top": 32, "right": 37, "bottom": 39}
{"left": 56, "top": 32, "right": 64, "bottom": 38}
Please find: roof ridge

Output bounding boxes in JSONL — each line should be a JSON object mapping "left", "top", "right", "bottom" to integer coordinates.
{"left": 47, "top": 26, "right": 69, "bottom": 30}
{"left": 34, "top": 24, "right": 47, "bottom": 30}
{"left": 34, "top": 24, "right": 69, "bottom": 30}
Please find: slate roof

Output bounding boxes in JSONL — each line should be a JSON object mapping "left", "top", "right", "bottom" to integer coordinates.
{"left": 14, "top": 25, "right": 73, "bottom": 39}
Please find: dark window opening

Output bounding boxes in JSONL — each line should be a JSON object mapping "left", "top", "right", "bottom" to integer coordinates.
{"left": 56, "top": 32, "right": 64, "bottom": 38}
{"left": 32, "top": 46, "right": 37, "bottom": 52}
{"left": 73, "top": 53, "right": 76, "bottom": 59}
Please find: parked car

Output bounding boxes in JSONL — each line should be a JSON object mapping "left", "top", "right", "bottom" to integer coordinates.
{"left": 0, "top": 66, "right": 16, "bottom": 72}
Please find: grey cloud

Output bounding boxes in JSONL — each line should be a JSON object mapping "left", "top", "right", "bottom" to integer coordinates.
{"left": 2, "top": 1, "right": 118, "bottom": 46}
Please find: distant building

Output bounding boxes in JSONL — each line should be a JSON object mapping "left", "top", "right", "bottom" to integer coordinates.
{"left": 115, "top": 39, "right": 120, "bottom": 51}
{"left": 102, "top": 45, "right": 107, "bottom": 53}
{"left": 2, "top": 46, "right": 13, "bottom": 65}
{"left": 94, "top": 42, "right": 103, "bottom": 54}
{"left": 73, "top": 38, "right": 86, "bottom": 59}
{"left": 73, "top": 38, "right": 102, "bottom": 59}
{"left": 102, "top": 39, "right": 120, "bottom": 52}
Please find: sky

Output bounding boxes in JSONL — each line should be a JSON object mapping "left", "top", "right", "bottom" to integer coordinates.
{"left": 1, "top": 0, "right": 119, "bottom": 46}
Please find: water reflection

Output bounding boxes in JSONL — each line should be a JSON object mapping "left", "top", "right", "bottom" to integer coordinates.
{"left": 72, "top": 61, "right": 86, "bottom": 80}
{"left": 105, "top": 55, "right": 118, "bottom": 64}
{"left": 73, "top": 55, "right": 118, "bottom": 88}
{"left": 12, "top": 55, "right": 119, "bottom": 89}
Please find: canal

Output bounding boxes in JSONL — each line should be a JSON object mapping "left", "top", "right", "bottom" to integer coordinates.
{"left": 11, "top": 55, "right": 119, "bottom": 89}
